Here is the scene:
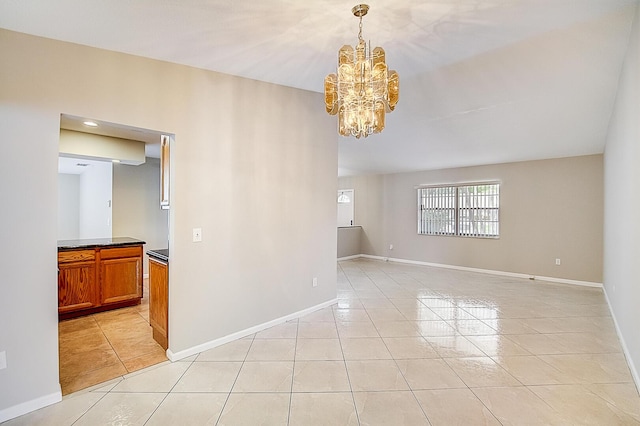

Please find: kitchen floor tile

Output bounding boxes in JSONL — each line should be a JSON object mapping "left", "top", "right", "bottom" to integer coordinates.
{"left": 341, "top": 337, "right": 392, "bottom": 360}
{"left": 232, "top": 361, "right": 294, "bottom": 392}
{"left": 297, "top": 322, "right": 339, "bottom": 339}
{"left": 218, "top": 393, "right": 290, "bottom": 426}
{"left": 110, "top": 361, "right": 190, "bottom": 393}
{"left": 292, "top": 360, "right": 351, "bottom": 392}
{"left": 172, "top": 361, "right": 242, "bottom": 392}
{"left": 444, "top": 356, "right": 521, "bottom": 388}
{"left": 472, "top": 386, "right": 565, "bottom": 425}
{"left": 383, "top": 337, "right": 439, "bottom": 359}
{"left": 144, "top": 393, "right": 227, "bottom": 426}
{"left": 538, "top": 353, "right": 634, "bottom": 384}
{"left": 73, "top": 392, "right": 166, "bottom": 426}
{"left": 424, "top": 335, "right": 487, "bottom": 358}
{"left": 529, "top": 384, "right": 637, "bottom": 425}
{"left": 245, "top": 338, "right": 296, "bottom": 361}
{"left": 414, "top": 388, "right": 501, "bottom": 426}
{"left": 58, "top": 279, "right": 167, "bottom": 395}
{"left": 289, "top": 392, "right": 358, "bottom": 426}
{"left": 396, "top": 358, "right": 466, "bottom": 390}
{"left": 336, "top": 321, "right": 380, "bottom": 338}
{"left": 345, "top": 360, "right": 409, "bottom": 391}
{"left": 493, "top": 355, "right": 574, "bottom": 385}
{"left": 196, "top": 339, "right": 252, "bottom": 361}
{"left": 295, "top": 338, "right": 343, "bottom": 361}
{"left": 353, "top": 391, "right": 429, "bottom": 426}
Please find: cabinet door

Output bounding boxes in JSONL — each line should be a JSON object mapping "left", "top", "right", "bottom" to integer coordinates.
{"left": 58, "top": 261, "right": 98, "bottom": 313}
{"left": 100, "top": 256, "right": 142, "bottom": 305}
{"left": 149, "top": 258, "right": 168, "bottom": 349}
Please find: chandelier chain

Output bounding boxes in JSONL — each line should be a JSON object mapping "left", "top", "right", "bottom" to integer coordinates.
{"left": 358, "top": 16, "right": 363, "bottom": 41}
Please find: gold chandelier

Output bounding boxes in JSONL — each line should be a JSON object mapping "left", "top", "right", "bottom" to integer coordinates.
{"left": 324, "top": 4, "right": 399, "bottom": 139}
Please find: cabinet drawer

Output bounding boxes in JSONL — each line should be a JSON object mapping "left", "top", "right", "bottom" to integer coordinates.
{"left": 100, "top": 246, "right": 141, "bottom": 260}
{"left": 58, "top": 250, "right": 95, "bottom": 263}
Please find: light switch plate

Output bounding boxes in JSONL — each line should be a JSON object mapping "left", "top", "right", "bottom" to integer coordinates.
{"left": 193, "top": 228, "right": 202, "bottom": 242}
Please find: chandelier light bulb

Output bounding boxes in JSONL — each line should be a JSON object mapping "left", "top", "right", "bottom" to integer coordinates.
{"left": 324, "top": 4, "right": 399, "bottom": 139}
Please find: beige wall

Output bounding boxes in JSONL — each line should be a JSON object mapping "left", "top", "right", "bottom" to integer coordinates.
{"left": 0, "top": 28, "right": 337, "bottom": 419}
{"left": 603, "top": 3, "right": 640, "bottom": 385}
{"left": 340, "top": 155, "right": 604, "bottom": 283}
{"left": 337, "top": 226, "right": 362, "bottom": 258}
{"left": 112, "top": 158, "right": 168, "bottom": 275}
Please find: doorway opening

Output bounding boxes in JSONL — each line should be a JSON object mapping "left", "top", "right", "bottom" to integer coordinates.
{"left": 338, "top": 189, "right": 354, "bottom": 227}
{"left": 57, "top": 114, "right": 172, "bottom": 395}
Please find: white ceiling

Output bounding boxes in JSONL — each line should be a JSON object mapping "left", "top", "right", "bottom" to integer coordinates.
{"left": 1, "top": 0, "right": 637, "bottom": 175}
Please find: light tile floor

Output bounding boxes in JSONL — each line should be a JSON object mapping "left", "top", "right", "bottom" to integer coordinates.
{"left": 5, "top": 259, "right": 640, "bottom": 425}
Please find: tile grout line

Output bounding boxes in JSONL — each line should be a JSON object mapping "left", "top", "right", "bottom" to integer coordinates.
{"left": 214, "top": 332, "right": 257, "bottom": 425}
{"left": 368, "top": 266, "right": 436, "bottom": 425}
{"left": 69, "top": 389, "right": 111, "bottom": 426}
{"left": 286, "top": 318, "right": 299, "bottom": 426}
{"left": 140, "top": 353, "right": 198, "bottom": 425}
{"left": 336, "top": 261, "right": 362, "bottom": 426}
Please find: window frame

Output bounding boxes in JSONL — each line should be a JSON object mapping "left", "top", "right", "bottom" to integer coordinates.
{"left": 417, "top": 181, "right": 500, "bottom": 239}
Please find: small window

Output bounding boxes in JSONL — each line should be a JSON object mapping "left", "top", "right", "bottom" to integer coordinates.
{"left": 418, "top": 183, "right": 499, "bottom": 238}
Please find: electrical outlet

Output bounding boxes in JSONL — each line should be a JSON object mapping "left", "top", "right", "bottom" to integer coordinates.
{"left": 312, "top": 277, "right": 318, "bottom": 287}
{"left": 193, "top": 228, "right": 202, "bottom": 242}
{"left": 0, "top": 351, "right": 6, "bottom": 370}
{"left": 555, "top": 258, "right": 561, "bottom": 266}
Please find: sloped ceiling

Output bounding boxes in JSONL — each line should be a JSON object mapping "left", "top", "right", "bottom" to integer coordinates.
{"left": 0, "top": 0, "right": 636, "bottom": 175}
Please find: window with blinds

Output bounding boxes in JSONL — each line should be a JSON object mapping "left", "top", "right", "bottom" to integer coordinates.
{"left": 418, "top": 183, "right": 500, "bottom": 238}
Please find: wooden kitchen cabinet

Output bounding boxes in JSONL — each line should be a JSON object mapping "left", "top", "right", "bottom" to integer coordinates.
{"left": 58, "top": 250, "right": 99, "bottom": 314}
{"left": 57, "top": 238, "right": 145, "bottom": 319}
{"left": 149, "top": 257, "right": 168, "bottom": 349}
{"left": 100, "top": 246, "right": 143, "bottom": 305}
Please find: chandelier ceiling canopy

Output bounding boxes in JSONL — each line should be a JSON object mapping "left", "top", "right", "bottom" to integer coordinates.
{"left": 324, "top": 4, "right": 399, "bottom": 139}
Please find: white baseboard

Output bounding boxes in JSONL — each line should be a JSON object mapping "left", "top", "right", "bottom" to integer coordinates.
{"left": 166, "top": 298, "right": 338, "bottom": 362}
{"left": 352, "top": 254, "right": 603, "bottom": 288}
{"left": 337, "top": 255, "right": 361, "bottom": 261}
{"left": 0, "top": 390, "right": 62, "bottom": 423}
{"left": 602, "top": 287, "right": 640, "bottom": 393}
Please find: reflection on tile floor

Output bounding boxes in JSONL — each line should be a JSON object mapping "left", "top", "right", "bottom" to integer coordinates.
{"left": 7, "top": 259, "right": 640, "bottom": 425}
{"left": 58, "top": 279, "right": 167, "bottom": 395}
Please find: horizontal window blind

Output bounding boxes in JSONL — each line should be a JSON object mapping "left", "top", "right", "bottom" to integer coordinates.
{"left": 418, "top": 183, "right": 499, "bottom": 238}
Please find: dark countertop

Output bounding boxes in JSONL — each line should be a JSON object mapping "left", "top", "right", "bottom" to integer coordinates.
{"left": 147, "top": 248, "right": 169, "bottom": 262}
{"left": 58, "top": 237, "right": 146, "bottom": 251}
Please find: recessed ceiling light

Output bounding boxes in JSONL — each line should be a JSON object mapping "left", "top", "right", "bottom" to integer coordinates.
{"left": 83, "top": 121, "right": 98, "bottom": 127}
